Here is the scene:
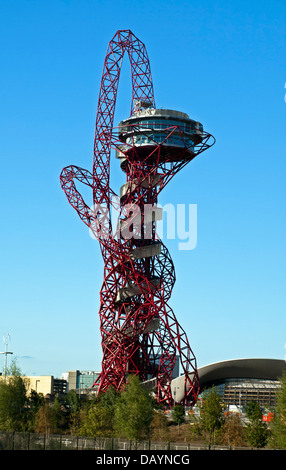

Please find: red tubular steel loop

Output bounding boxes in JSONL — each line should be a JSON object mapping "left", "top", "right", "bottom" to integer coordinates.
{"left": 60, "top": 30, "right": 214, "bottom": 407}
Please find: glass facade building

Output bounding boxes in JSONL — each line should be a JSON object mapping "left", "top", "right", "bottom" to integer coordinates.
{"left": 66, "top": 370, "right": 100, "bottom": 393}
{"left": 197, "top": 358, "right": 286, "bottom": 410}
{"left": 201, "top": 377, "right": 280, "bottom": 408}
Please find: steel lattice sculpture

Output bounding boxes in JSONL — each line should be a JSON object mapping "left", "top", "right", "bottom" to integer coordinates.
{"left": 60, "top": 30, "right": 215, "bottom": 407}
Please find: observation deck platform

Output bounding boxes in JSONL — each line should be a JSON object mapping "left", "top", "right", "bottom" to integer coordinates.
{"left": 116, "top": 108, "right": 203, "bottom": 169}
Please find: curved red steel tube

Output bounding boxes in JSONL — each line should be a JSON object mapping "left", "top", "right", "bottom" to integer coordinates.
{"left": 60, "top": 30, "right": 214, "bottom": 406}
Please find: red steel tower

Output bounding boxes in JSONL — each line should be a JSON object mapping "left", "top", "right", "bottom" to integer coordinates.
{"left": 60, "top": 30, "right": 215, "bottom": 407}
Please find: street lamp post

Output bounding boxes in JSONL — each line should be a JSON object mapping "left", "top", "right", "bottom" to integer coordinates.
{"left": 0, "top": 334, "right": 13, "bottom": 381}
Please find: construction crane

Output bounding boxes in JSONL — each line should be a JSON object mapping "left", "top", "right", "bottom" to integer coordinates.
{"left": 60, "top": 30, "right": 215, "bottom": 407}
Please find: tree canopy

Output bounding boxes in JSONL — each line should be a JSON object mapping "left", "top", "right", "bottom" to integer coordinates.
{"left": 199, "top": 387, "right": 224, "bottom": 445}
{"left": 114, "top": 375, "right": 154, "bottom": 441}
{"left": 270, "top": 372, "right": 286, "bottom": 449}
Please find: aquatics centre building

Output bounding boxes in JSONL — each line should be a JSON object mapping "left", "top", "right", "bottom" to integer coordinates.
{"left": 170, "top": 358, "right": 286, "bottom": 410}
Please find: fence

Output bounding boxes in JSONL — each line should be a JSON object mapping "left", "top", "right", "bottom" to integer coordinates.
{"left": 0, "top": 431, "right": 264, "bottom": 451}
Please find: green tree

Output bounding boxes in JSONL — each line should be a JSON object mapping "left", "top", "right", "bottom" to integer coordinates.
{"left": 151, "top": 412, "right": 170, "bottom": 442}
{"left": 51, "top": 396, "right": 70, "bottom": 432}
{"left": 244, "top": 401, "right": 268, "bottom": 448}
{"left": 220, "top": 413, "right": 247, "bottom": 447}
{"left": 172, "top": 404, "right": 185, "bottom": 425}
{"left": 4, "top": 358, "right": 22, "bottom": 377}
{"left": 34, "top": 401, "right": 59, "bottom": 434}
{"left": 79, "top": 404, "right": 114, "bottom": 437}
{"left": 188, "top": 410, "right": 204, "bottom": 442}
{"left": 99, "top": 386, "right": 120, "bottom": 419}
{"left": 0, "top": 361, "right": 28, "bottom": 431}
{"left": 78, "top": 388, "right": 119, "bottom": 437}
{"left": 244, "top": 400, "right": 262, "bottom": 422}
{"left": 245, "top": 419, "right": 269, "bottom": 448}
{"left": 270, "top": 372, "right": 286, "bottom": 449}
{"left": 199, "top": 387, "right": 224, "bottom": 445}
{"left": 114, "top": 375, "right": 154, "bottom": 441}
{"left": 26, "top": 389, "right": 44, "bottom": 431}
{"left": 65, "top": 390, "right": 82, "bottom": 435}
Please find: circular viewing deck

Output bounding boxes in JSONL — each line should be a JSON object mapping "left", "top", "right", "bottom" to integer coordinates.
{"left": 115, "top": 108, "right": 204, "bottom": 169}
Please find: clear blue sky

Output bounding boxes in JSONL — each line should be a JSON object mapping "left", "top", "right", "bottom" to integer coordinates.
{"left": 0, "top": 0, "right": 285, "bottom": 378}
